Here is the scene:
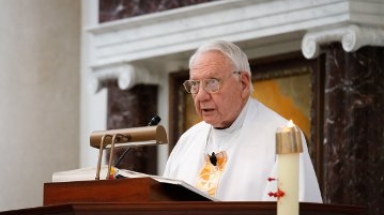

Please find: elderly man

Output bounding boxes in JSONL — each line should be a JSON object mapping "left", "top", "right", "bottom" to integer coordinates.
{"left": 163, "top": 40, "right": 322, "bottom": 202}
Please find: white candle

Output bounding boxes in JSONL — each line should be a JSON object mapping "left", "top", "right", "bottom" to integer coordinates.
{"left": 276, "top": 120, "right": 303, "bottom": 215}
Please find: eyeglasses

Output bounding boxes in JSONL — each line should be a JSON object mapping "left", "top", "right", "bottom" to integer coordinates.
{"left": 183, "top": 72, "right": 241, "bottom": 94}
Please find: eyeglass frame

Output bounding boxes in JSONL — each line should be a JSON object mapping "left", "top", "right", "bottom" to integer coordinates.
{"left": 183, "top": 71, "right": 242, "bottom": 94}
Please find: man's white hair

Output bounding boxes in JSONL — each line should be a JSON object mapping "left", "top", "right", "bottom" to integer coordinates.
{"left": 189, "top": 40, "right": 253, "bottom": 93}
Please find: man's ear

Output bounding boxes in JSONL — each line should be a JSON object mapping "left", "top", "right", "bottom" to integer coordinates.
{"left": 241, "top": 73, "right": 251, "bottom": 97}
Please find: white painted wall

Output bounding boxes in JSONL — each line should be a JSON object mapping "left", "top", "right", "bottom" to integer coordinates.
{"left": 79, "top": 0, "right": 107, "bottom": 169}
{"left": 0, "top": 0, "right": 80, "bottom": 211}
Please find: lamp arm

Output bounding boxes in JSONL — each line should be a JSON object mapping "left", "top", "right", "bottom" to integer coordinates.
{"left": 95, "top": 134, "right": 112, "bottom": 180}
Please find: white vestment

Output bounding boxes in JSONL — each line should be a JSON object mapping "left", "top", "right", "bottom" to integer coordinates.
{"left": 163, "top": 98, "right": 322, "bottom": 202}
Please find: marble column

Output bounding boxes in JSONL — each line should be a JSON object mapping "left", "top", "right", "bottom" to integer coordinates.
{"left": 106, "top": 83, "right": 159, "bottom": 175}
{"left": 322, "top": 43, "right": 384, "bottom": 215}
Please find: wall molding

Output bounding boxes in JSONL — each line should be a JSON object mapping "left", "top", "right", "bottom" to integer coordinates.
{"left": 85, "top": 0, "right": 384, "bottom": 92}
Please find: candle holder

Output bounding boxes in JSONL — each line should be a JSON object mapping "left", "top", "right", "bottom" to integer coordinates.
{"left": 276, "top": 122, "right": 303, "bottom": 154}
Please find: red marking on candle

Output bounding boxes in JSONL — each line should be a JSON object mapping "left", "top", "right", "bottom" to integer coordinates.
{"left": 276, "top": 189, "right": 285, "bottom": 199}
{"left": 268, "top": 189, "right": 285, "bottom": 199}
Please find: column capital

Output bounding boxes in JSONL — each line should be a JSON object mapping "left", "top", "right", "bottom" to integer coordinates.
{"left": 88, "top": 63, "right": 157, "bottom": 94}
{"left": 302, "top": 24, "right": 384, "bottom": 59}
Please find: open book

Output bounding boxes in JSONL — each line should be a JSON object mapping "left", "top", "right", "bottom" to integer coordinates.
{"left": 52, "top": 166, "right": 217, "bottom": 201}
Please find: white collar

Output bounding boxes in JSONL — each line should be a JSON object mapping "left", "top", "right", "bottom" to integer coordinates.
{"left": 206, "top": 98, "right": 251, "bottom": 152}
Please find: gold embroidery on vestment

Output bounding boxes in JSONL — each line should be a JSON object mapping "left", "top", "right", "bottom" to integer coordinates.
{"left": 196, "top": 151, "right": 228, "bottom": 197}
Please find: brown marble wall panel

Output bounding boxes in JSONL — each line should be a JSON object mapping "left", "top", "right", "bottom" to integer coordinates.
{"left": 107, "top": 82, "right": 159, "bottom": 175}
{"left": 322, "top": 43, "right": 384, "bottom": 215}
{"left": 99, "top": 0, "right": 219, "bottom": 23}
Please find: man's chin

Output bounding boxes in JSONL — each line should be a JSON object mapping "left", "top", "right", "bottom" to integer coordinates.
{"left": 202, "top": 118, "right": 216, "bottom": 126}
{"left": 202, "top": 119, "right": 222, "bottom": 128}
{"left": 203, "top": 119, "right": 232, "bottom": 129}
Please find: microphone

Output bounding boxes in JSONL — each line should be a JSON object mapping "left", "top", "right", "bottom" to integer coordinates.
{"left": 148, "top": 115, "right": 161, "bottom": 126}
{"left": 209, "top": 152, "right": 217, "bottom": 166}
{"left": 114, "top": 115, "right": 161, "bottom": 168}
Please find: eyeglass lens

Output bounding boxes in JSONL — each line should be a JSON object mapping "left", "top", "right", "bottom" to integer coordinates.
{"left": 184, "top": 79, "right": 220, "bottom": 94}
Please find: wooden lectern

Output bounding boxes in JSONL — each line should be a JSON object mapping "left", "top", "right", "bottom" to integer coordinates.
{"left": 0, "top": 178, "right": 366, "bottom": 215}
{"left": 43, "top": 177, "right": 211, "bottom": 205}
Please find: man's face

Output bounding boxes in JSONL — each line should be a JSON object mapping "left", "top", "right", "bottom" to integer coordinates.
{"left": 189, "top": 51, "right": 250, "bottom": 128}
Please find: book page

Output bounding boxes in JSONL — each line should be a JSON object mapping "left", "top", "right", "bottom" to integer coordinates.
{"left": 52, "top": 167, "right": 217, "bottom": 201}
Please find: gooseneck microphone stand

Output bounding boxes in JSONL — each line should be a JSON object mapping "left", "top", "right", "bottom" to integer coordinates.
{"left": 114, "top": 115, "right": 161, "bottom": 168}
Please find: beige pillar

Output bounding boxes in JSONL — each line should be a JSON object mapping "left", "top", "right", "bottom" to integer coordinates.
{"left": 0, "top": 0, "right": 80, "bottom": 211}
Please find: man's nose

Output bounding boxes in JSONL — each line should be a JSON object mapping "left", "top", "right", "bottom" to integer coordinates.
{"left": 194, "top": 84, "right": 210, "bottom": 100}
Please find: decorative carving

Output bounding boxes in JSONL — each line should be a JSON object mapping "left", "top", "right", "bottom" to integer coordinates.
{"left": 89, "top": 64, "right": 156, "bottom": 94}
{"left": 302, "top": 25, "right": 384, "bottom": 59}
